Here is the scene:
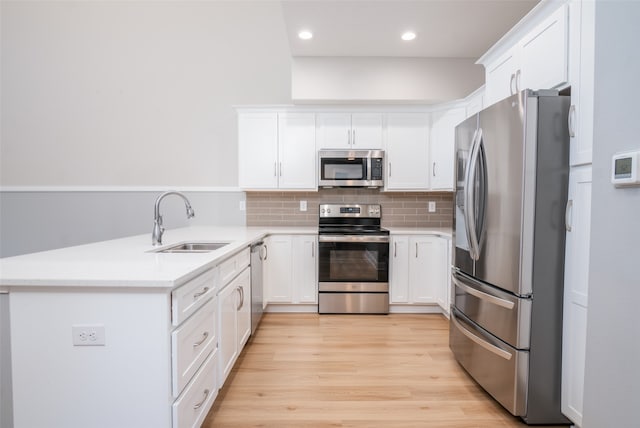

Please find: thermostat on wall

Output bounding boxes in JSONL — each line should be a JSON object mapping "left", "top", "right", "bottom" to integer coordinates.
{"left": 611, "top": 150, "right": 640, "bottom": 187}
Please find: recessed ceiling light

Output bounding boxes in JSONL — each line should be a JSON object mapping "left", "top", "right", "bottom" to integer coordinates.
{"left": 401, "top": 31, "right": 417, "bottom": 41}
{"left": 298, "top": 30, "right": 313, "bottom": 40}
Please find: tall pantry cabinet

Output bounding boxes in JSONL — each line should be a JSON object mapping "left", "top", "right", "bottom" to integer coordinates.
{"left": 561, "top": 1, "right": 594, "bottom": 426}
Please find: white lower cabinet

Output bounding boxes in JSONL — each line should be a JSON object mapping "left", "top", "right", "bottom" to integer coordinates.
{"left": 218, "top": 267, "right": 251, "bottom": 386}
{"left": 172, "top": 350, "right": 218, "bottom": 428}
{"left": 390, "top": 235, "right": 449, "bottom": 313}
{"left": 264, "top": 235, "right": 318, "bottom": 306}
{"left": 561, "top": 165, "right": 592, "bottom": 426}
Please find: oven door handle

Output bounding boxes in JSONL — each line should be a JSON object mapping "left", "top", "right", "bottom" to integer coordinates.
{"left": 319, "top": 235, "right": 390, "bottom": 243}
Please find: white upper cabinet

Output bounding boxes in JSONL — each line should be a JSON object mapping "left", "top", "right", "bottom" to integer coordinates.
{"left": 481, "top": 4, "right": 569, "bottom": 107}
{"left": 519, "top": 5, "right": 569, "bottom": 92}
{"left": 316, "top": 113, "right": 383, "bottom": 149}
{"left": 238, "top": 113, "right": 278, "bottom": 189}
{"left": 278, "top": 113, "right": 317, "bottom": 189}
{"left": 430, "top": 108, "right": 466, "bottom": 190}
{"left": 238, "top": 112, "right": 316, "bottom": 190}
{"left": 384, "top": 113, "right": 430, "bottom": 190}
{"left": 568, "top": 0, "right": 594, "bottom": 166}
{"left": 484, "top": 47, "right": 521, "bottom": 107}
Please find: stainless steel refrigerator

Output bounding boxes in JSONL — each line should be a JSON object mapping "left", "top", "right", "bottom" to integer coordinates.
{"left": 450, "top": 90, "right": 571, "bottom": 425}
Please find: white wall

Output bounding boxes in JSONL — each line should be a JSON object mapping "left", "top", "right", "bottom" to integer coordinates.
{"left": 0, "top": 1, "right": 292, "bottom": 187}
{"left": 292, "top": 57, "right": 483, "bottom": 104}
{"left": 582, "top": 2, "right": 640, "bottom": 427}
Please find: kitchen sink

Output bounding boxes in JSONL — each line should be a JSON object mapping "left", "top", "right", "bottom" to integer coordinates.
{"left": 153, "top": 242, "right": 230, "bottom": 253}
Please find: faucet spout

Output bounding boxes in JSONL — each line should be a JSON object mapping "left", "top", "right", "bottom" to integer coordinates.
{"left": 152, "top": 191, "right": 195, "bottom": 246}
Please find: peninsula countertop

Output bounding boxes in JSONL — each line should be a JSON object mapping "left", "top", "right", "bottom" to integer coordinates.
{"left": 0, "top": 225, "right": 451, "bottom": 289}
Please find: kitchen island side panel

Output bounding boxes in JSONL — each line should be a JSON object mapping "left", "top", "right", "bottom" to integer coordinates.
{"left": 9, "top": 289, "right": 173, "bottom": 428}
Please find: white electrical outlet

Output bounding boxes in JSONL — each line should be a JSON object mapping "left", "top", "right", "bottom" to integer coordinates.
{"left": 428, "top": 201, "right": 436, "bottom": 213}
{"left": 239, "top": 200, "right": 246, "bottom": 211}
{"left": 300, "top": 200, "right": 307, "bottom": 211}
{"left": 72, "top": 324, "right": 106, "bottom": 346}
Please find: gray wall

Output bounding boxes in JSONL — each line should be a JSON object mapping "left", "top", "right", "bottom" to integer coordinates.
{"left": 582, "top": 2, "right": 640, "bottom": 427}
{"left": 0, "top": 191, "right": 246, "bottom": 258}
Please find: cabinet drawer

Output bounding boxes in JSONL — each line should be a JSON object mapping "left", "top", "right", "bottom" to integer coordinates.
{"left": 172, "top": 268, "right": 217, "bottom": 326}
{"left": 172, "top": 349, "right": 218, "bottom": 428}
{"left": 172, "top": 297, "right": 217, "bottom": 397}
{"left": 219, "top": 248, "right": 250, "bottom": 286}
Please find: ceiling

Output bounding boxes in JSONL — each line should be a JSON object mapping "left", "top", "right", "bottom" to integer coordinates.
{"left": 281, "top": 0, "right": 540, "bottom": 58}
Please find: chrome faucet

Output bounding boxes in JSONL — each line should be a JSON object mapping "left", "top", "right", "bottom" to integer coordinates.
{"left": 152, "top": 191, "right": 195, "bottom": 246}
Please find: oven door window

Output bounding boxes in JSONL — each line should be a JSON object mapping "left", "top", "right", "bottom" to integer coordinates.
{"left": 320, "top": 158, "right": 367, "bottom": 181}
{"left": 318, "top": 241, "right": 389, "bottom": 283}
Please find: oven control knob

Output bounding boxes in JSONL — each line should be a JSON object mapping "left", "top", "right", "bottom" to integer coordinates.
{"left": 321, "top": 208, "right": 325, "bottom": 214}
{"left": 327, "top": 208, "right": 331, "bottom": 213}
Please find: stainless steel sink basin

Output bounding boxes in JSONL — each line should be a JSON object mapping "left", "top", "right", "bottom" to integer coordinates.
{"left": 153, "top": 242, "right": 230, "bottom": 253}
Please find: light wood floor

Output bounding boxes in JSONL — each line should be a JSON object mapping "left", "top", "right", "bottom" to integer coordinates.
{"left": 203, "top": 313, "right": 543, "bottom": 427}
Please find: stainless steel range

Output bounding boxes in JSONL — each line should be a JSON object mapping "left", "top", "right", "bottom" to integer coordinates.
{"left": 317, "top": 204, "right": 389, "bottom": 314}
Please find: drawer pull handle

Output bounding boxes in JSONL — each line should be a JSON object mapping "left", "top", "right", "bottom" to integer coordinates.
{"left": 193, "top": 389, "right": 210, "bottom": 410}
{"left": 193, "top": 287, "right": 209, "bottom": 300}
{"left": 193, "top": 331, "right": 209, "bottom": 348}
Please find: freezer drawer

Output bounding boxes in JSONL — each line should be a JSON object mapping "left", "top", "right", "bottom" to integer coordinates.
{"left": 452, "top": 270, "right": 531, "bottom": 349}
{"left": 450, "top": 308, "right": 528, "bottom": 417}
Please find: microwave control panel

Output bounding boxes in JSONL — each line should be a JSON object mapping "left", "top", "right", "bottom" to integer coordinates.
{"left": 371, "top": 158, "right": 383, "bottom": 180}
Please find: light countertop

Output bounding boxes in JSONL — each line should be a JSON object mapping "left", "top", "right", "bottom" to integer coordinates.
{"left": 0, "top": 226, "right": 316, "bottom": 289}
{"left": 0, "top": 225, "right": 450, "bottom": 290}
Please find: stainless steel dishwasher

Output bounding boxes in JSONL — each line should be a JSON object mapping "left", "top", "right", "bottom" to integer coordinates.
{"left": 250, "top": 241, "right": 265, "bottom": 334}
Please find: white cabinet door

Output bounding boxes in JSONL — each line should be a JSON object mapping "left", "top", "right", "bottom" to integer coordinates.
{"left": 264, "top": 236, "right": 293, "bottom": 303}
{"left": 278, "top": 114, "right": 317, "bottom": 189}
{"left": 316, "top": 113, "right": 383, "bottom": 149}
{"left": 568, "top": 0, "right": 594, "bottom": 167}
{"left": 430, "top": 108, "right": 466, "bottom": 190}
{"left": 520, "top": 5, "right": 569, "bottom": 92}
{"left": 236, "top": 268, "right": 252, "bottom": 350}
{"left": 293, "top": 235, "right": 318, "bottom": 303}
{"left": 385, "top": 113, "right": 430, "bottom": 190}
{"left": 409, "top": 236, "right": 444, "bottom": 304}
{"left": 484, "top": 47, "right": 520, "bottom": 107}
{"left": 389, "top": 236, "right": 410, "bottom": 303}
{"left": 351, "top": 113, "right": 383, "bottom": 149}
{"left": 435, "top": 238, "right": 451, "bottom": 314}
{"left": 562, "top": 165, "right": 591, "bottom": 426}
{"left": 238, "top": 113, "right": 278, "bottom": 189}
{"left": 483, "top": 4, "right": 569, "bottom": 107}
{"left": 316, "top": 113, "right": 352, "bottom": 149}
{"left": 218, "top": 281, "right": 238, "bottom": 384}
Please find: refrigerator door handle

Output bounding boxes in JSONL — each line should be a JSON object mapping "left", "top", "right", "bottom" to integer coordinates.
{"left": 465, "top": 127, "right": 483, "bottom": 260}
{"left": 452, "top": 274, "right": 515, "bottom": 310}
{"left": 451, "top": 312, "right": 513, "bottom": 361}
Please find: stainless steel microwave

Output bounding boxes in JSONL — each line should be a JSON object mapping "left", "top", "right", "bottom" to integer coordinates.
{"left": 318, "top": 150, "right": 384, "bottom": 188}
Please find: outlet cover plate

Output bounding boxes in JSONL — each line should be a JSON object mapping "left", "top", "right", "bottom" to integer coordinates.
{"left": 72, "top": 324, "right": 106, "bottom": 346}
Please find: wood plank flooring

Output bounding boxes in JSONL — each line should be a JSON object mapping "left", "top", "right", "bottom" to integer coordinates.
{"left": 203, "top": 313, "right": 545, "bottom": 427}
